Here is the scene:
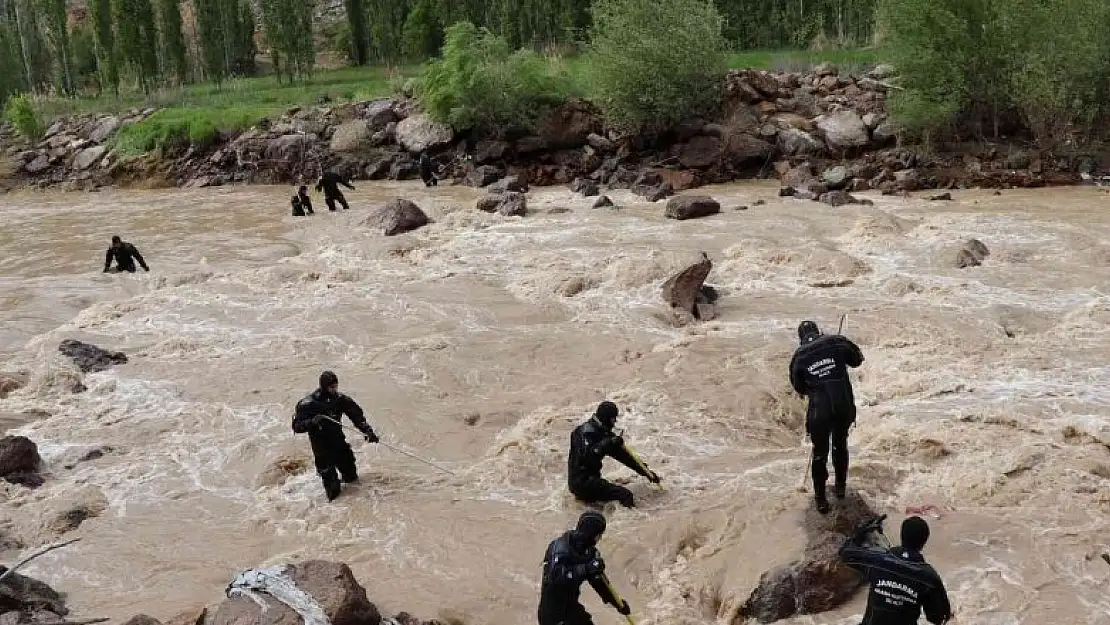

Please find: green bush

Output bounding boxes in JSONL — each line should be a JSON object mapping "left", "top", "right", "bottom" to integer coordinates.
{"left": 415, "top": 21, "right": 573, "bottom": 132}
{"left": 584, "top": 0, "right": 728, "bottom": 131}
{"left": 4, "top": 94, "right": 44, "bottom": 141}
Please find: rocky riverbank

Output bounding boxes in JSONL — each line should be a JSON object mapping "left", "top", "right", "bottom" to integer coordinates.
{"left": 0, "top": 64, "right": 1096, "bottom": 197}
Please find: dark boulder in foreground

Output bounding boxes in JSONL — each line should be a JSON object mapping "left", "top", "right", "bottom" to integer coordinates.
{"left": 738, "top": 491, "right": 879, "bottom": 623}
{"left": 57, "top": 340, "right": 127, "bottom": 373}
{"left": 0, "top": 436, "right": 42, "bottom": 488}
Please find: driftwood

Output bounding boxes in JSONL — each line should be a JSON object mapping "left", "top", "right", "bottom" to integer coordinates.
{"left": 39, "top": 619, "right": 110, "bottom": 625}
{"left": 0, "top": 538, "right": 81, "bottom": 584}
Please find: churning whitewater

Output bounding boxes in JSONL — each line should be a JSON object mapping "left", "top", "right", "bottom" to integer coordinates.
{"left": 1, "top": 181, "right": 1109, "bottom": 625}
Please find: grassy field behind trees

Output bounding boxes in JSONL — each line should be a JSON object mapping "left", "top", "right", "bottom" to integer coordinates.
{"left": 3, "top": 0, "right": 1109, "bottom": 154}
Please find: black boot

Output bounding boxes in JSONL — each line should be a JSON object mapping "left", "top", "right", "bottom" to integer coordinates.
{"left": 325, "top": 480, "right": 341, "bottom": 501}
{"left": 834, "top": 480, "right": 847, "bottom": 500}
{"left": 814, "top": 483, "right": 830, "bottom": 514}
{"left": 341, "top": 472, "right": 359, "bottom": 484}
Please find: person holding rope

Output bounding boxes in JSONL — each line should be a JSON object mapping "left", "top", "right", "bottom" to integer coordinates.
{"left": 568, "top": 401, "right": 661, "bottom": 508}
{"left": 789, "top": 320, "right": 864, "bottom": 514}
{"left": 840, "top": 515, "right": 953, "bottom": 625}
{"left": 538, "top": 511, "right": 632, "bottom": 625}
{"left": 291, "top": 370, "right": 379, "bottom": 501}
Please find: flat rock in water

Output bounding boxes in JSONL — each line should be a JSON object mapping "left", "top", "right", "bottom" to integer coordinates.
{"left": 738, "top": 491, "right": 878, "bottom": 623}
{"left": 664, "top": 196, "right": 721, "bottom": 221}
{"left": 364, "top": 199, "right": 430, "bottom": 236}
{"left": 0, "top": 437, "right": 40, "bottom": 478}
{"left": 209, "top": 561, "right": 381, "bottom": 625}
{"left": 476, "top": 192, "right": 527, "bottom": 217}
{"left": 57, "top": 339, "right": 127, "bottom": 373}
{"left": 487, "top": 175, "right": 528, "bottom": 194}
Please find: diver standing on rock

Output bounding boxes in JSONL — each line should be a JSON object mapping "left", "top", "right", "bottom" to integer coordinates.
{"left": 789, "top": 320, "right": 864, "bottom": 513}
{"left": 538, "top": 511, "right": 632, "bottom": 625}
{"left": 840, "top": 515, "right": 953, "bottom": 625}
{"left": 315, "top": 170, "right": 355, "bottom": 211}
{"left": 103, "top": 236, "right": 150, "bottom": 273}
{"left": 291, "top": 371, "right": 379, "bottom": 501}
{"left": 568, "top": 401, "right": 661, "bottom": 508}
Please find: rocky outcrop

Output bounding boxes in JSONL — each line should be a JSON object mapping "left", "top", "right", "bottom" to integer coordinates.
{"left": 364, "top": 199, "right": 430, "bottom": 236}
{"left": 477, "top": 192, "right": 527, "bottom": 217}
{"left": 209, "top": 561, "right": 380, "bottom": 625}
{"left": 0, "top": 568, "right": 68, "bottom": 617}
{"left": 738, "top": 491, "right": 879, "bottom": 623}
{"left": 664, "top": 196, "right": 721, "bottom": 221}
{"left": 661, "top": 253, "right": 718, "bottom": 324}
{"left": 395, "top": 115, "right": 453, "bottom": 153}
{"left": 57, "top": 340, "right": 127, "bottom": 373}
{"left": 0, "top": 437, "right": 41, "bottom": 487}
{"left": 954, "top": 238, "right": 991, "bottom": 268}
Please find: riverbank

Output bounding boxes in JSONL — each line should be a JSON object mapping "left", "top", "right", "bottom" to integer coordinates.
{"left": 0, "top": 63, "right": 1098, "bottom": 199}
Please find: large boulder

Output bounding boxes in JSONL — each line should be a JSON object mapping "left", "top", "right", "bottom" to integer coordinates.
{"left": 725, "top": 133, "right": 773, "bottom": 165}
{"left": 474, "top": 140, "right": 509, "bottom": 164}
{"left": 476, "top": 192, "right": 527, "bottom": 217}
{"left": 58, "top": 340, "right": 127, "bottom": 373}
{"left": 210, "top": 561, "right": 381, "bottom": 625}
{"left": 86, "top": 116, "right": 121, "bottom": 143}
{"left": 817, "top": 111, "right": 870, "bottom": 151}
{"left": 738, "top": 492, "right": 878, "bottom": 623}
{"left": 395, "top": 115, "right": 454, "bottom": 153}
{"left": 363, "top": 199, "right": 430, "bottom": 236}
{"left": 0, "top": 567, "right": 67, "bottom": 616}
{"left": 363, "top": 99, "right": 397, "bottom": 130}
{"left": 661, "top": 252, "right": 717, "bottom": 323}
{"left": 778, "top": 128, "right": 824, "bottom": 157}
{"left": 664, "top": 196, "right": 720, "bottom": 221}
{"left": 330, "top": 121, "right": 373, "bottom": 153}
{"left": 678, "top": 136, "right": 721, "bottom": 169}
{"left": 0, "top": 437, "right": 40, "bottom": 480}
{"left": 537, "top": 100, "right": 602, "bottom": 149}
{"left": 264, "top": 135, "right": 313, "bottom": 162}
{"left": 72, "top": 146, "right": 106, "bottom": 171}
{"left": 570, "top": 178, "right": 599, "bottom": 197}
{"left": 487, "top": 175, "right": 528, "bottom": 194}
{"left": 465, "top": 165, "right": 504, "bottom": 188}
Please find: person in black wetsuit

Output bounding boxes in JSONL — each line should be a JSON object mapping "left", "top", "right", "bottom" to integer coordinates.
{"left": 297, "top": 185, "right": 314, "bottom": 214}
{"left": 103, "top": 236, "right": 149, "bottom": 273}
{"left": 538, "top": 511, "right": 631, "bottom": 625}
{"left": 568, "top": 401, "right": 660, "bottom": 508}
{"left": 315, "top": 171, "right": 355, "bottom": 211}
{"left": 418, "top": 152, "right": 438, "bottom": 187}
{"left": 789, "top": 320, "right": 865, "bottom": 513}
{"left": 291, "top": 371, "right": 380, "bottom": 501}
{"left": 840, "top": 515, "right": 953, "bottom": 625}
{"left": 291, "top": 194, "right": 306, "bottom": 216}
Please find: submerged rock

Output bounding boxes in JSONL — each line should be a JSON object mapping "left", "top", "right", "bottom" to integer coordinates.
{"left": 738, "top": 491, "right": 878, "bottom": 623}
{"left": 57, "top": 340, "right": 127, "bottom": 373}
{"left": 664, "top": 196, "right": 721, "bottom": 221}
{"left": 476, "top": 192, "right": 527, "bottom": 217}
{"left": 0, "top": 437, "right": 40, "bottom": 482}
{"left": 955, "top": 238, "right": 991, "bottom": 268}
{"left": 210, "top": 561, "right": 381, "bottom": 625}
{"left": 661, "top": 252, "right": 718, "bottom": 324}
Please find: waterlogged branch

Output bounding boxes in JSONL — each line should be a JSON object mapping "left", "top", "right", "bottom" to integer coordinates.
{"left": 41, "top": 618, "right": 110, "bottom": 625}
{"left": 0, "top": 537, "right": 82, "bottom": 584}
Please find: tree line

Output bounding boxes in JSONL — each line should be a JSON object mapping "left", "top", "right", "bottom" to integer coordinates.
{"left": 0, "top": 0, "right": 879, "bottom": 107}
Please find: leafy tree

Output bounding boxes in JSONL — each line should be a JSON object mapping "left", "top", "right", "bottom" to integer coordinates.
{"left": 343, "top": 0, "right": 369, "bottom": 65}
{"left": 37, "top": 0, "right": 74, "bottom": 95}
{"left": 261, "top": 0, "right": 313, "bottom": 82}
{"left": 156, "top": 0, "right": 189, "bottom": 83}
{"left": 88, "top": 0, "right": 119, "bottom": 94}
{"left": 113, "top": 0, "right": 160, "bottom": 92}
{"left": 586, "top": 0, "right": 727, "bottom": 131}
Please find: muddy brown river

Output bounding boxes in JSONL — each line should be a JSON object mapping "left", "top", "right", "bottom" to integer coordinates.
{"left": 1, "top": 181, "right": 1109, "bottom": 625}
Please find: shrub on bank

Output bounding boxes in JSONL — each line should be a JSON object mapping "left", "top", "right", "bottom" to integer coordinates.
{"left": 4, "top": 95, "right": 45, "bottom": 141}
{"left": 415, "top": 21, "right": 574, "bottom": 132}
{"left": 113, "top": 107, "right": 268, "bottom": 156}
{"left": 584, "top": 0, "right": 728, "bottom": 132}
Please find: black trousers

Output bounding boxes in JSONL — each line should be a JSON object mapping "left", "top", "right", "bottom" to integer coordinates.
{"left": 538, "top": 604, "right": 593, "bottom": 625}
{"left": 309, "top": 430, "right": 358, "bottom": 493}
{"left": 325, "top": 193, "right": 349, "bottom": 211}
{"left": 570, "top": 477, "right": 634, "bottom": 508}
{"left": 808, "top": 407, "right": 850, "bottom": 498}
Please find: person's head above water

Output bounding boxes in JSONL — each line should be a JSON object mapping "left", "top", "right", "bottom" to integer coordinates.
{"left": 798, "top": 320, "right": 821, "bottom": 345}
{"left": 319, "top": 370, "right": 339, "bottom": 395}
{"left": 573, "top": 510, "right": 606, "bottom": 547}
{"left": 901, "top": 516, "right": 930, "bottom": 552}
{"left": 111, "top": 235, "right": 121, "bottom": 247}
{"left": 299, "top": 185, "right": 308, "bottom": 194}
{"left": 594, "top": 401, "right": 619, "bottom": 430}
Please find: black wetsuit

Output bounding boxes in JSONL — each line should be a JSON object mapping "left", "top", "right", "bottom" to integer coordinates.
{"left": 840, "top": 536, "right": 953, "bottom": 625}
{"left": 789, "top": 334, "right": 864, "bottom": 499}
{"left": 292, "top": 196, "right": 306, "bottom": 216}
{"left": 538, "top": 531, "right": 620, "bottom": 625}
{"left": 292, "top": 389, "right": 377, "bottom": 498}
{"left": 103, "top": 242, "right": 149, "bottom": 273}
{"left": 419, "top": 154, "right": 437, "bottom": 187}
{"left": 315, "top": 172, "right": 354, "bottom": 211}
{"left": 568, "top": 418, "right": 650, "bottom": 507}
{"left": 298, "top": 190, "right": 314, "bottom": 214}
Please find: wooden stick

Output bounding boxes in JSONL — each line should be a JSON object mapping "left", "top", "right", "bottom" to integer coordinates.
{"left": 40, "top": 618, "right": 110, "bottom": 625}
{"left": 0, "top": 537, "right": 81, "bottom": 584}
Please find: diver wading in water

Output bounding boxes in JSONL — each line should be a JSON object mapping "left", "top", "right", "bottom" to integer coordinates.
{"left": 568, "top": 401, "right": 661, "bottom": 508}
{"left": 538, "top": 511, "right": 633, "bottom": 625}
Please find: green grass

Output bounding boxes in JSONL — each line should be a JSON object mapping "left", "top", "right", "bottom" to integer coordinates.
{"left": 112, "top": 106, "right": 280, "bottom": 156}
{"left": 727, "top": 48, "right": 887, "bottom": 72}
{"left": 31, "top": 64, "right": 413, "bottom": 121}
